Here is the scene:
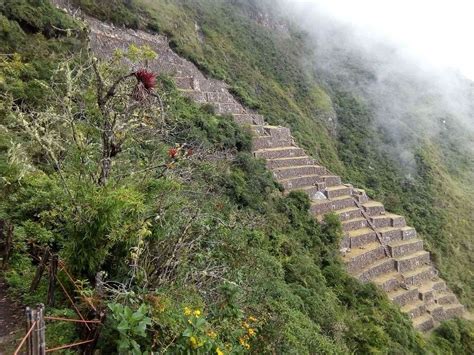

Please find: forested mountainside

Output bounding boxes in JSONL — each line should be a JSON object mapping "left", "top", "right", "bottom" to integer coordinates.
{"left": 0, "top": 0, "right": 473, "bottom": 354}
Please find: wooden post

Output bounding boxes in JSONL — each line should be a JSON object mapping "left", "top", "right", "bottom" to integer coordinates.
{"left": 83, "top": 312, "right": 106, "bottom": 355}
{"left": 36, "top": 304, "right": 46, "bottom": 355}
{"left": 25, "top": 307, "right": 33, "bottom": 355}
{"left": 47, "top": 254, "right": 58, "bottom": 307}
{"left": 30, "top": 247, "right": 50, "bottom": 293}
{"left": 31, "top": 307, "right": 39, "bottom": 355}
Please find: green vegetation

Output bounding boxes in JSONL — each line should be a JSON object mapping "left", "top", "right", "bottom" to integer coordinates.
{"left": 0, "top": 0, "right": 473, "bottom": 353}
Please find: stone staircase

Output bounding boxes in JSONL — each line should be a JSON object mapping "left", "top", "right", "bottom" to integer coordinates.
{"left": 53, "top": 1, "right": 465, "bottom": 332}
{"left": 251, "top": 125, "right": 464, "bottom": 331}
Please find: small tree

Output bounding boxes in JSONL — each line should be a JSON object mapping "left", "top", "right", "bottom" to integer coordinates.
{"left": 10, "top": 44, "right": 163, "bottom": 187}
{"left": 4, "top": 45, "right": 171, "bottom": 276}
{"left": 91, "top": 46, "right": 161, "bottom": 185}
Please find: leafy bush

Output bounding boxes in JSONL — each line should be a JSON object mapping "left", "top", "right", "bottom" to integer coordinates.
{"left": 1, "top": 0, "right": 79, "bottom": 37}
{"left": 226, "top": 152, "right": 277, "bottom": 209}
{"left": 429, "top": 319, "right": 474, "bottom": 355}
{"left": 108, "top": 303, "right": 153, "bottom": 354}
{"left": 73, "top": 0, "right": 140, "bottom": 28}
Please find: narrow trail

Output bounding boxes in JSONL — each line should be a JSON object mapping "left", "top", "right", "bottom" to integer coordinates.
{"left": 0, "top": 278, "right": 23, "bottom": 354}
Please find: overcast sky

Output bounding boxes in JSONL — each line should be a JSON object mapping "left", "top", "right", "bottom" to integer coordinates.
{"left": 291, "top": 0, "right": 474, "bottom": 80}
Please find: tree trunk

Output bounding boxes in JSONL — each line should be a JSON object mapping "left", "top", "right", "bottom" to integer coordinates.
{"left": 98, "top": 117, "right": 113, "bottom": 186}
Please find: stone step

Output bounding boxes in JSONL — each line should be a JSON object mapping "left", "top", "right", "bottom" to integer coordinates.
{"left": 320, "top": 175, "right": 342, "bottom": 187}
{"left": 215, "top": 102, "right": 246, "bottom": 115}
{"left": 443, "top": 304, "right": 464, "bottom": 319}
{"left": 427, "top": 303, "right": 446, "bottom": 322}
{"left": 198, "top": 79, "right": 227, "bottom": 93}
{"left": 252, "top": 136, "right": 293, "bottom": 150}
{"left": 418, "top": 282, "right": 436, "bottom": 302}
{"left": 388, "top": 239, "right": 424, "bottom": 258}
{"left": 342, "top": 217, "right": 369, "bottom": 232}
{"left": 361, "top": 201, "right": 385, "bottom": 216}
{"left": 254, "top": 147, "right": 305, "bottom": 160}
{"left": 293, "top": 186, "right": 324, "bottom": 201}
{"left": 205, "top": 91, "right": 236, "bottom": 103}
{"left": 180, "top": 89, "right": 207, "bottom": 103}
{"left": 352, "top": 188, "right": 369, "bottom": 203}
{"left": 234, "top": 113, "right": 265, "bottom": 125}
{"left": 280, "top": 174, "right": 321, "bottom": 191}
{"left": 372, "top": 271, "right": 400, "bottom": 292}
{"left": 272, "top": 165, "right": 326, "bottom": 180}
{"left": 181, "top": 90, "right": 237, "bottom": 104}
{"left": 401, "top": 300, "right": 427, "bottom": 319}
{"left": 370, "top": 213, "right": 406, "bottom": 228}
{"left": 342, "top": 227, "right": 377, "bottom": 248}
{"left": 395, "top": 251, "right": 430, "bottom": 273}
{"left": 377, "top": 226, "right": 403, "bottom": 244}
{"left": 343, "top": 242, "right": 386, "bottom": 274}
{"left": 355, "top": 257, "right": 395, "bottom": 282}
{"left": 402, "top": 265, "right": 437, "bottom": 286}
{"left": 174, "top": 76, "right": 197, "bottom": 90}
{"left": 413, "top": 314, "right": 435, "bottom": 332}
{"left": 418, "top": 279, "right": 447, "bottom": 302}
{"left": 310, "top": 196, "right": 355, "bottom": 215}
{"left": 325, "top": 185, "right": 352, "bottom": 199}
{"left": 335, "top": 207, "right": 363, "bottom": 222}
{"left": 388, "top": 287, "right": 419, "bottom": 307}
{"left": 435, "top": 291, "right": 458, "bottom": 305}
{"left": 252, "top": 125, "right": 291, "bottom": 140}
{"left": 266, "top": 156, "right": 317, "bottom": 169}
{"left": 400, "top": 226, "right": 417, "bottom": 240}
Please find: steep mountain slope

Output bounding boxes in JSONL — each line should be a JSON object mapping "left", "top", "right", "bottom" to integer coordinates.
{"left": 71, "top": 0, "right": 474, "bottom": 311}
{"left": 74, "top": 0, "right": 466, "bottom": 332}
{"left": 1, "top": 0, "right": 474, "bottom": 353}
{"left": 0, "top": 1, "right": 430, "bottom": 353}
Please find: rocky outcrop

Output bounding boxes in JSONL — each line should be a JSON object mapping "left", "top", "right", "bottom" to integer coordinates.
{"left": 54, "top": 2, "right": 465, "bottom": 332}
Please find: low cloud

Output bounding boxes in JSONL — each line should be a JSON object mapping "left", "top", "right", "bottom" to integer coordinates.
{"left": 275, "top": 0, "right": 474, "bottom": 171}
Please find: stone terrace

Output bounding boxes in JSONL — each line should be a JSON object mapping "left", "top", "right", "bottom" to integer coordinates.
{"left": 54, "top": 2, "right": 465, "bottom": 332}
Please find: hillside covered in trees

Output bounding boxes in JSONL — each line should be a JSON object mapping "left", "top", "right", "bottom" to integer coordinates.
{"left": 0, "top": 0, "right": 473, "bottom": 353}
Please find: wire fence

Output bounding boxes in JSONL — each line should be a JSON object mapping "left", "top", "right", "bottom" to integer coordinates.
{"left": 12, "top": 250, "right": 105, "bottom": 354}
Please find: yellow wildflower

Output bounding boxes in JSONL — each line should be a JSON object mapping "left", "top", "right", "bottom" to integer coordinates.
{"left": 189, "top": 336, "right": 205, "bottom": 349}
{"left": 184, "top": 307, "right": 192, "bottom": 316}
{"left": 248, "top": 316, "right": 257, "bottom": 322}
{"left": 193, "top": 309, "right": 201, "bottom": 317}
{"left": 242, "top": 322, "right": 250, "bottom": 329}
{"left": 247, "top": 328, "right": 256, "bottom": 337}
{"left": 207, "top": 330, "right": 217, "bottom": 338}
{"left": 216, "top": 348, "right": 224, "bottom": 355}
{"left": 239, "top": 336, "right": 250, "bottom": 349}
{"left": 190, "top": 336, "right": 199, "bottom": 349}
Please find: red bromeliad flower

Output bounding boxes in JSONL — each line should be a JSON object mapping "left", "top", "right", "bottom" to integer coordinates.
{"left": 168, "top": 147, "right": 178, "bottom": 159}
{"left": 134, "top": 69, "right": 156, "bottom": 90}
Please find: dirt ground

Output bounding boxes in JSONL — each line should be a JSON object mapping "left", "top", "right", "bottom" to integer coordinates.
{"left": 0, "top": 278, "right": 24, "bottom": 354}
